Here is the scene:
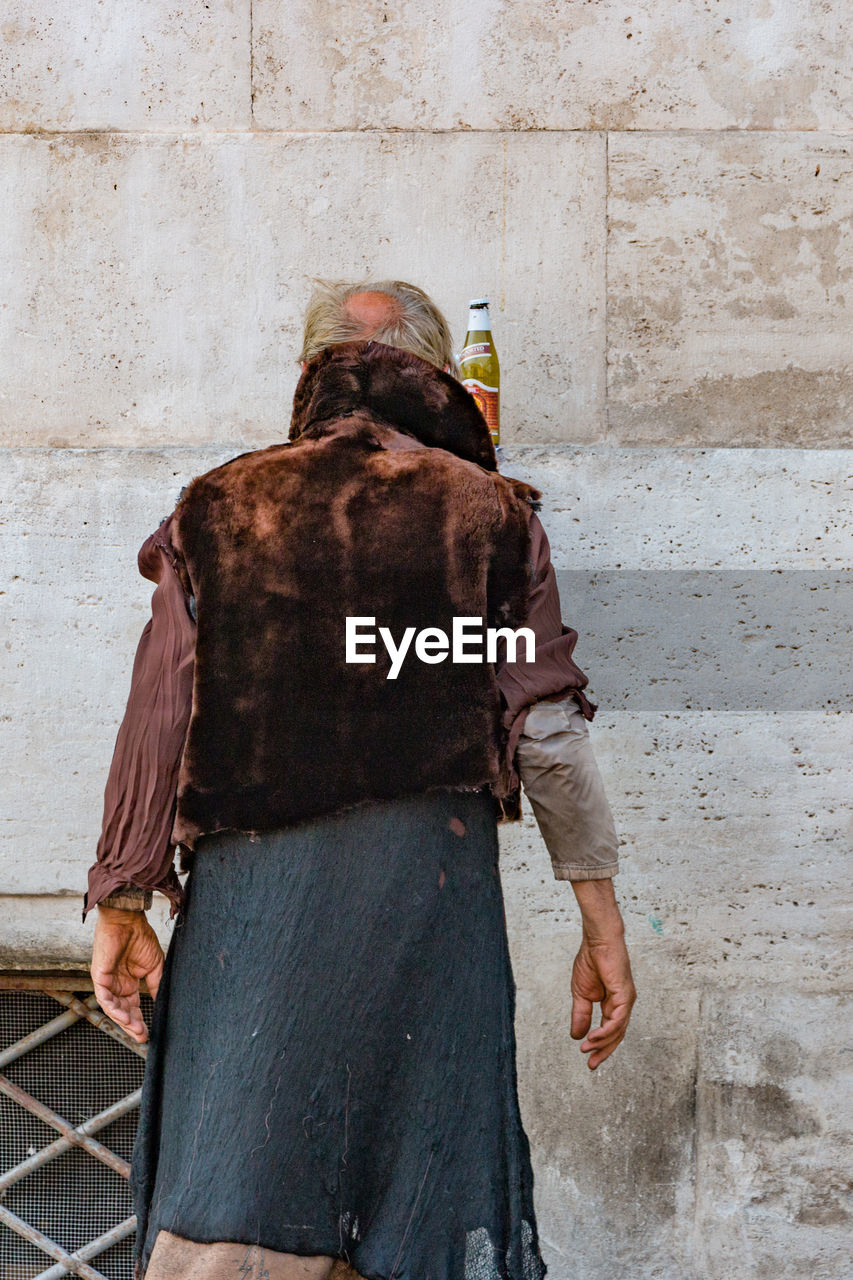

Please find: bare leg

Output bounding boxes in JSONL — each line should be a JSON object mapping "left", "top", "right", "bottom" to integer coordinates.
{"left": 143, "top": 1229, "right": 365, "bottom": 1280}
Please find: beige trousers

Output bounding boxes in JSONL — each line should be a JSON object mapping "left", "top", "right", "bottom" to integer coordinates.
{"left": 144, "top": 1229, "right": 366, "bottom": 1280}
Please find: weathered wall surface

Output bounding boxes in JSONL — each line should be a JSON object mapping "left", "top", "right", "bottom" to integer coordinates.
{"left": 1, "top": 5, "right": 850, "bottom": 1277}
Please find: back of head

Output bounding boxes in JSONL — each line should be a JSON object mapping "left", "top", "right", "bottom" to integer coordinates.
{"left": 299, "top": 278, "right": 460, "bottom": 377}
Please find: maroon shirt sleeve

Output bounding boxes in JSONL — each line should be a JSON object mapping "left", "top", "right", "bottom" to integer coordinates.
{"left": 495, "top": 510, "right": 597, "bottom": 793}
{"left": 81, "top": 514, "right": 196, "bottom": 922}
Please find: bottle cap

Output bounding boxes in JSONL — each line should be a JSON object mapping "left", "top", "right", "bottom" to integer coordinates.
{"left": 469, "top": 298, "right": 489, "bottom": 307}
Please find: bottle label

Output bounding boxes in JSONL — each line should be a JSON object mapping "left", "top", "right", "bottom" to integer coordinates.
{"left": 461, "top": 342, "right": 492, "bottom": 361}
{"left": 462, "top": 379, "right": 499, "bottom": 444}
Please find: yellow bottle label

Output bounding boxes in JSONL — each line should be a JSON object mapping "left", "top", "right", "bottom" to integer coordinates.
{"left": 462, "top": 378, "right": 499, "bottom": 445}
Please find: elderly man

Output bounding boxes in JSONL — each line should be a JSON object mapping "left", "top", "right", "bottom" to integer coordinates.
{"left": 85, "top": 280, "right": 635, "bottom": 1280}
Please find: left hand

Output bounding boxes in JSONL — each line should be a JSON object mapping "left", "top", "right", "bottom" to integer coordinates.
{"left": 567, "top": 878, "right": 636, "bottom": 1069}
{"left": 90, "top": 906, "right": 165, "bottom": 1044}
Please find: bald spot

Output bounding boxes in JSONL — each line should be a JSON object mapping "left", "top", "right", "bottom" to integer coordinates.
{"left": 345, "top": 290, "right": 401, "bottom": 334}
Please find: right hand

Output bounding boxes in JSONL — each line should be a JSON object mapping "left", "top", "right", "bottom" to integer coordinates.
{"left": 90, "top": 906, "right": 165, "bottom": 1044}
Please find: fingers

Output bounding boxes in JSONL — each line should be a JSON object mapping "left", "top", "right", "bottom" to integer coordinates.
{"left": 90, "top": 952, "right": 150, "bottom": 1044}
{"left": 570, "top": 994, "right": 593, "bottom": 1041}
{"left": 144, "top": 951, "right": 165, "bottom": 1006}
{"left": 580, "top": 998, "right": 632, "bottom": 1068}
{"left": 93, "top": 982, "right": 149, "bottom": 1044}
{"left": 582, "top": 1028, "right": 628, "bottom": 1070}
{"left": 580, "top": 1011, "right": 626, "bottom": 1052}
{"left": 578, "top": 994, "right": 635, "bottom": 1069}
{"left": 583, "top": 999, "right": 631, "bottom": 1044}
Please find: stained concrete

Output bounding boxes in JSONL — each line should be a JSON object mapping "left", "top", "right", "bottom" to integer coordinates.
{"left": 513, "top": 939, "right": 701, "bottom": 1280}
{"left": 0, "top": 1, "right": 252, "bottom": 131}
{"left": 3, "top": 128, "right": 850, "bottom": 449}
{"left": 0, "top": 131, "right": 605, "bottom": 447}
{"left": 0, "top": 894, "right": 176, "bottom": 970}
{"left": 607, "top": 132, "right": 853, "bottom": 445}
{"left": 3, "top": 1, "right": 851, "bottom": 135}
{"left": 692, "top": 991, "right": 853, "bottom": 1278}
{"left": 253, "top": 0, "right": 853, "bottom": 132}
{"left": 499, "top": 446, "right": 853, "bottom": 569}
{"left": 551, "top": 569, "right": 853, "bottom": 712}
{"left": 503, "top": 707, "right": 851, "bottom": 994}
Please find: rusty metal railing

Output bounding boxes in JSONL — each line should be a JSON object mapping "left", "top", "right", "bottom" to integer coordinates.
{"left": 0, "top": 983, "right": 146, "bottom": 1280}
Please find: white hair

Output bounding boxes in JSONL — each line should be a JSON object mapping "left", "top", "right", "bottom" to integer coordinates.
{"left": 299, "top": 278, "right": 460, "bottom": 377}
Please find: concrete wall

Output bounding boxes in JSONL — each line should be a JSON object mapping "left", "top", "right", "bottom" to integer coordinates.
{"left": 1, "top": 5, "right": 850, "bottom": 1277}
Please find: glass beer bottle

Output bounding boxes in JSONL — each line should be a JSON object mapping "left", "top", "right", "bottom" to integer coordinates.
{"left": 460, "top": 298, "right": 500, "bottom": 446}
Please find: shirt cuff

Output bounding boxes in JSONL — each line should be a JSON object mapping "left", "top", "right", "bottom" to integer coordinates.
{"left": 95, "top": 884, "right": 153, "bottom": 911}
{"left": 551, "top": 862, "right": 619, "bottom": 881}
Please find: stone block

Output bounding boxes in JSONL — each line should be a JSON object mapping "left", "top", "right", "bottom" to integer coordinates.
{"left": 0, "top": 131, "right": 605, "bottom": 447}
{"left": 0, "top": 1, "right": 251, "bottom": 131}
{"left": 0, "top": 447, "right": 232, "bottom": 910}
{"left": 550, "top": 569, "right": 852, "bottom": 713}
{"left": 498, "top": 447, "right": 853, "bottom": 570}
{"left": 0, "top": 895, "right": 178, "bottom": 970}
{"left": 506, "top": 916, "right": 700, "bottom": 1279}
{"left": 693, "top": 989, "right": 853, "bottom": 1278}
{"left": 253, "top": 0, "right": 853, "bottom": 132}
{"left": 607, "top": 133, "right": 853, "bottom": 445}
{"left": 501, "top": 704, "right": 851, "bottom": 996}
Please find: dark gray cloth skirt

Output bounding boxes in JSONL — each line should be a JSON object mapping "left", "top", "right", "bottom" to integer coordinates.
{"left": 130, "top": 787, "right": 548, "bottom": 1280}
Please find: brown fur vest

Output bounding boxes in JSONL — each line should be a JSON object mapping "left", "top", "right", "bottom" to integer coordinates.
{"left": 169, "top": 340, "right": 541, "bottom": 850}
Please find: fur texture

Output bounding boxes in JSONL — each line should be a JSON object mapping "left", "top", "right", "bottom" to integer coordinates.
{"left": 170, "top": 340, "right": 541, "bottom": 850}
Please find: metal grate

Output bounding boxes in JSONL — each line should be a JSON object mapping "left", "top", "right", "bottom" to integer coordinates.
{"left": 0, "top": 986, "right": 153, "bottom": 1280}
